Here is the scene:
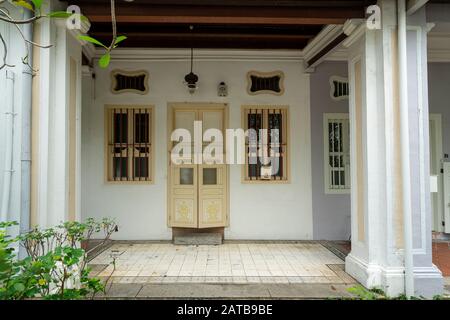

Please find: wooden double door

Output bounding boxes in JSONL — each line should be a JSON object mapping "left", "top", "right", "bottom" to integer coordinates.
{"left": 168, "top": 103, "right": 228, "bottom": 228}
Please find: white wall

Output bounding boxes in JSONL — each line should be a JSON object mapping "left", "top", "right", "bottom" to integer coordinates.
{"left": 81, "top": 50, "right": 313, "bottom": 240}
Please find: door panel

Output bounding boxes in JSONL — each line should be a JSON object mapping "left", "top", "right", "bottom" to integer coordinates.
{"left": 198, "top": 165, "right": 228, "bottom": 228}
{"left": 175, "top": 111, "right": 196, "bottom": 137}
{"left": 202, "top": 110, "right": 223, "bottom": 133}
{"left": 170, "top": 164, "right": 198, "bottom": 227}
{"left": 168, "top": 104, "right": 228, "bottom": 228}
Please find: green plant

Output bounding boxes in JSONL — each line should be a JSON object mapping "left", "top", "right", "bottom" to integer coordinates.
{"left": 0, "top": 218, "right": 118, "bottom": 300}
{"left": 347, "top": 285, "right": 385, "bottom": 300}
{"left": 77, "top": 0, "right": 127, "bottom": 68}
{"left": 347, "top": 285, "right": 449, "bottom": 300}
{"left": 0, "top": 0, "right": 124, "bottom": 70}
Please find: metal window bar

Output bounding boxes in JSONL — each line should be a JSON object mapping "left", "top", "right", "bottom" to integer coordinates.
{"left": 109, "top": 107, "right": 151, "bottom": 182}
{"left": 328, "top": 119, "right": 348, "bottom": 189}
{"left": 246, "top": 108, "right": 287, "bottom": 181}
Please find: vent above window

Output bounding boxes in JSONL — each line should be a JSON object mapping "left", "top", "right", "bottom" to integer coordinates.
{"left": 247, "top": 71, "right": 285, "bottom": 96}
{"left": 111, "top": 70, "right": 149, "bottom": 95}
{"left": 330, "top": 76, "right": 349, "bottom": 101}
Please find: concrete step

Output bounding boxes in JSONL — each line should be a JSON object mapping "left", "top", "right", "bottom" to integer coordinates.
{"left": 432, "top": 232, "right": 450, "bottom": 241}
{"left": 174, "top": 233, "right": 222, "bottom": 245}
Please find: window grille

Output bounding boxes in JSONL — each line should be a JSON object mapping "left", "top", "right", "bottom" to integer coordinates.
{"left": 106, "top": 106, "right": 153, "bottom": 182}
{"left": 324, "top": 113, "right": 350, "bottom": 192}
{"left": 111, "top": 70, "right": 149, "bottom": 94}
{"left": 330, "top": 76, "right": 349, "bottom": 100}
{"left": 243, "top": 106, "right": 288, "bottom": 182}
{"left": 247, "top": 71, "right": 285, "bottom": 95}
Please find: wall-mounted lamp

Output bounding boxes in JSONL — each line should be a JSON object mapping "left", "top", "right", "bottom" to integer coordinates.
{"left": 218, "top": 81, "right": 228, "bottom": 97}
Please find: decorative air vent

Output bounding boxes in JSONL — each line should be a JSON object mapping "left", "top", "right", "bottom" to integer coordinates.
{"left": 330, "top": 76, "right": 349, "bottom": 101}
{"left": 247, "top": 71, "right": 285, "bottom": 96}
{"left": 111, "top": 70, "right": 149, "bottom": 94}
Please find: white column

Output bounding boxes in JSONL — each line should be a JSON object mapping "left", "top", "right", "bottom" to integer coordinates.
{"left": 33, "top": 1, "right": 84, "bottom": 227}
{"left": 344, "top": 0, "right": 443, "bottom": 297}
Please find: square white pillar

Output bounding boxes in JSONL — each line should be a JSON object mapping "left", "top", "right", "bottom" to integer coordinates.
{"left": 344, "top": 0, "right": 443, "bottom": 297}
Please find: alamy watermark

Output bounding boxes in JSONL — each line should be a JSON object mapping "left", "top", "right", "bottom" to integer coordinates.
{"left": 366, "top": 5, "right": 382, "bottom": 30}
{"left": 170, "top": 121, "right": 281, "bottom": 175}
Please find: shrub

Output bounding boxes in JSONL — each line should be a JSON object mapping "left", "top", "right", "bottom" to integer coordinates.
{"left": 0, "top": 218, "right": 117, "bottom": 300}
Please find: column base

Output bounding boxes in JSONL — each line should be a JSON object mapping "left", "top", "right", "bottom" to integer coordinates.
{"left": 345, "top": 253, "right": 444, "bottom": 298}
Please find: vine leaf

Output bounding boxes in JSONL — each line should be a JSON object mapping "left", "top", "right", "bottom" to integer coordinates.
{"left": 99, "top": 53, "right": 111, "bottom": 69}
{"left": 46, "top": 11, "right": 72, "bottom": 18}
{"left": 13, "top": 0, "right": 34, "bottom": 11}
{"left": 31, "top": 0, "right": 42, "bottom": 10}
{"left": 113, "top": 35, "right": 127, "bottom": 48}
{"left": 78, "top": 35, "right": 107, "bottom": 49}
{"left": 46, "top": 11, "right": 90, "bottom": 22}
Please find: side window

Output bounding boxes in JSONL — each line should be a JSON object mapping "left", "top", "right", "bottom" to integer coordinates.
{"left": 324, "top": 113, "right": 350, "bottom": 193}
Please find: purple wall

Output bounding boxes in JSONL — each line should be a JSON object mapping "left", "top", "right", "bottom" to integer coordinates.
{"left": 310, "top": 62, "right": 351, "bottom": 240}
{"left": 428, "top": 63, "right": 450, "bottom": 156}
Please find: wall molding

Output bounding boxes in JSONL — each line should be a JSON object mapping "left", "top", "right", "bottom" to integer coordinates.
{"left": 94, "top": 48, "right": 304, "bottom": 62}
{"left": 428, "top": 49, "right": 450, "bottom": 62}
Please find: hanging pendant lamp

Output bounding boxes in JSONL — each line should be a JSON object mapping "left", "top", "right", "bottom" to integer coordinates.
{"left": 184, "top": 47, "right": 199, "bottom": 94}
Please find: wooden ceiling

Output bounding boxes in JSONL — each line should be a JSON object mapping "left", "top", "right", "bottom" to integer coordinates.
{"left": 69, "top": 0, "right": 377, "bottom": 49}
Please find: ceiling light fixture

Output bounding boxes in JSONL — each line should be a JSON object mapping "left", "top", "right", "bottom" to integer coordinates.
{"left": 184, "top": 47, "right": 199, "bottom": 94}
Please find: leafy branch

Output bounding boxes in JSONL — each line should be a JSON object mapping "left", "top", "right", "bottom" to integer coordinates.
{"left": 78, "top": 0, "right": 127, "bottom": 68}
{"left": 0, "top": 0, "right": 125, "bottom": 71}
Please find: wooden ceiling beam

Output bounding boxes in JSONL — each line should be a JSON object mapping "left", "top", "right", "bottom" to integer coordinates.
{"left": 88, "top": 15, "right": 350, "bottom": 25}
{"left": 78, "top": 4, "right": 366, "bottom": 25}
{"left": 89, "top": 34, "right": 309, "bottom": 49}
{"left": 72, "top": 0, "right": 374, "bottom": 7}
{"left": 90, "top": 32, "right": 314, "bottom": 41}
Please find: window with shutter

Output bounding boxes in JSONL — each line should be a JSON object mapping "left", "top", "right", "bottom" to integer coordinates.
{"left": 323, "top": 113, "right": 350, "bottom": 193}
{"left": 106, "top": 105, "right": 154, "bottom": 183}
{"left": 242, "top": 105, "right": 289, "bottom": 183}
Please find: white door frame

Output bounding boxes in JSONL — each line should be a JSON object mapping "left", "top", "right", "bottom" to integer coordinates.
{"left": 429, "top": 113, "right": 444, "bottom": 232}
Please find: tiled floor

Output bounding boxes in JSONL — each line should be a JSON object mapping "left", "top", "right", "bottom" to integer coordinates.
{"left": 432, "top": 242, "right": 450, "bottom": 277}
{"left": 89, "top": 242, "right": 356, "bottom": 285}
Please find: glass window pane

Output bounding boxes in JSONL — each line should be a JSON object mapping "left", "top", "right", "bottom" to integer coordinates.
{"left": 180, "top": 168, "right": 194, "bottom": 185}
{"left": 248, "top": 113, "right": 262, "bottom": 131}
{"left": 334, "top": 171, "right": 340, "bottom": 187}
{"left": 113, "top": 157, "right": 128, "bottom": 179}
{"left": 134, "top": 112, "right": 149, "bottom": 143}
{"left": 203, "top": 168, "right": 217, "bottom": 185}
{"left": 328, "top": 122, "right": 333, "bottom": 152}
{"left": 248, "top": 164, "right": 258, "bottom": 178}
{"left": 134, "top": 157, "right": 149, "bottom": 178}
{"left": 269, "top": 113, "right": 282, "bottom": 143}
{"left": 333, "top": 123, "right": 339, "bottom": 152}
{"left": 114, "top": 113, "right": 128, "bottom": 143}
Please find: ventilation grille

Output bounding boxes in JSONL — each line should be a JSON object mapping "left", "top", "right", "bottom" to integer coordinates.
{"left": 111, "top": 70, "right": 149, "bottom": 94}
{"left": 247, "top": 71, "right": 284, "bottom": 95}
{"left": 330, "top": 76, "right": 349, "bottom": 100}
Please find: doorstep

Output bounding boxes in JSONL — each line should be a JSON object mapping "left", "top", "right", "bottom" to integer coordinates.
{"left": 95, "top": 283, "right": 356, "bottom": 300}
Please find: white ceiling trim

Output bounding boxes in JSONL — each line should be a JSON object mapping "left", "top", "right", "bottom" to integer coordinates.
{"left": 92, "top": 48, "right": 304, "bottom": 62}
{"left": 302, "top": 25, "right": 343, "bottom": 61}
{"left": 428, "top": 49, "right": 450, "bottom": 63}
{"left": 407, "top": 0, "right": 429, "bottom": 16}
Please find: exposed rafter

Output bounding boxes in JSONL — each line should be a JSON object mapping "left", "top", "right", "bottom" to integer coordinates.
{"left": 67, "top": 0, "right": 375, "bottom": 49}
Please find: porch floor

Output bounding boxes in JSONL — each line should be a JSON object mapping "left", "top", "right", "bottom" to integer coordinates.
{"left": 89, "top": 242, "right": 356, "bottom": 285}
